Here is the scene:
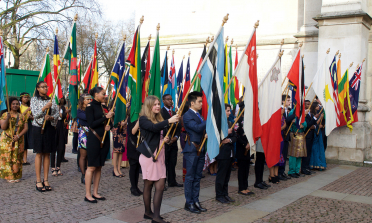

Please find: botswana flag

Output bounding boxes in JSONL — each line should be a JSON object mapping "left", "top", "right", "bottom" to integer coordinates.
{"left": 200, "top": 27, "right": 228, "bottom": 160}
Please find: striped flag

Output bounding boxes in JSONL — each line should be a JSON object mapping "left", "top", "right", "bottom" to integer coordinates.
{"left": 0, "top": 36, "right": 6, "bottom": 110}
{"left": 141, "top": 40, "right": 151, "bottom": 102}
{"left": 200, "top": 27, "right": 228, "bottom": 160}
{"left": 53, "top": 35, "right": 62, "bottom": 104}
{"left": 160, "top": 51, "right": 168, "bottom": 107}
{"left": 234, "top": 48, "right": 239, "bottom": 103}
{"left": 329, "top": 56, "right": 341, "bottom": 126}
{"left": 176, "top": 59, "right": 184, "bottom": 108}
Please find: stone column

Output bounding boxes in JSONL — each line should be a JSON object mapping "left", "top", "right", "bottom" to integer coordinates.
{"left": 314, "top": 0, "right": 372, "bottom": 165}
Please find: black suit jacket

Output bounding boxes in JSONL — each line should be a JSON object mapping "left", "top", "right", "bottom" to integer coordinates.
{"left": 305, "top": 113, "right": 318, "bottom": 140}
{"left": 139, "top": 116, "right": 169, "bottom": 154}
{"left": 283, "top": 108, "right": 295, "bottom": 142}
{"left": 235, "top": 117, "right": 250, "bottom": 160}
{"left": 160, "top": 107, "right": 181, "bottom": 148}
{"left": 215, "top": 121, "right": 237, "bottom": 160}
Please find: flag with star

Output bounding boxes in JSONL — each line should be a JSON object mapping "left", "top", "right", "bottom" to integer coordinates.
{"left": 349, "top": 63, "right": 363, "bottom": 123}
{"left": 112, "top": 42, "right": 127, "bottom": 126}
{"left": 141, "top": 40, "right": 150, "bottom": 103}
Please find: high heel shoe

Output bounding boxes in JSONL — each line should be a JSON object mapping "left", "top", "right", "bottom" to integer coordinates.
{"left": 113, "top": 171, "right": 123, "bottom": 178}
{"left": 43, "top": 180, "right": 52, "bottom": 191}
{"left": 35, "top": 182, "right": 45, "bottom": 192}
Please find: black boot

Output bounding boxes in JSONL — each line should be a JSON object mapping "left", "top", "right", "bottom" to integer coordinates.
{"left": 81, "top": 174, "right": 85, "bottom": 184}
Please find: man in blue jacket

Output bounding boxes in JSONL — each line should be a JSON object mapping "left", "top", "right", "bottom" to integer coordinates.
{"left": 183, "top": 91, "right": 207, "bottom": 214}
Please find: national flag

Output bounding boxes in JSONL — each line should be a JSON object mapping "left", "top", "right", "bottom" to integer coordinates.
{"left": 148, "top": 30, "right": 161, "bottom": 99}
{"left": 228, "top": 45, "right": 235, "bottom": 108}
{"left": 286, "top": 49, "right": 305, "bottom": 127}
{"left": 89, "top": 40, "right": 99, "bottom": 91}
{"left": 40, "top": 54, "right": 54, "bottom": 97}
{"left": 192, "top": 46, "right": 208, "bottom": 119}
{"left": 82, "top": 59, "right": 92, "bottom": 89}
{"left": 182, "top": 55, "right": 191, "bottom": 101}
{"left": 160, "top": 51, "right": 168, "bottom": 107}
{"left": 234, "top": 48, "right": 239, "bottom": 103}
{"left": 329, "top": 55, "right": 341, "bottom": 126}
{"left": 349, "top": 63, "right": 362, "bottom": 122}
{"left": 258, "top": 55, "right": 282, "bottom": 168}
{"left": 235, "top": 30, "right": 262, "bottom": 145}
{"left": 167, "top": 54, "right": 176, "bottom": 110}
{"left": 338, "top": 69, "right": 353, "bottom": 131}
{"left": 64, "top": 20, "right": 78, "bottom": 118}
{"left": 53, "top": 35, "right": 62, "bottom": 104}
{"left": 77, "top": 57, "right": 81, "bottom": 83}
{"left": 126, "top": 27, "right": 142, "bottom": 122}
{"left": 0, "top": 36, "right": 7, "bottom": 111}
{"left": 224, "top": 43, "right": 229, "bottom": 103}
{"left": 312, "top": 54, "right": 337, "bottom": 136}
{"left": 176, "top": 59, "right": 184, "bottom": 108}
{"left": 110, "top": 79, "right": 116, "bottom": 99}
{"left": 141, "top": 40, "right": 151, "bottom": 102}
{"left": 113, "top": 42, "right": 127, "bottom": 126}
{"left": 200, "top": 27, "right": 228, "bottom": 160}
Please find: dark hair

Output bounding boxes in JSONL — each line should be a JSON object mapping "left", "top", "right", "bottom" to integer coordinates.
{"left": 315, "top": 96, "right": 319, "bottom": 100}
{"left": 78, "top": 94, "right": 89, "bottom": 110}
{"left": 188, "top": 91, "right": 203, "bottom": 103}
{"left": 310, "top": 102, "right": 319, "bottom": 115}
{"left": 162, "top": 94, "right": 171, "bottom": 100}
{"left": 35, "top": 81, "right": 50, "bottom": 100}
{"left": 282, "top": 95, "right": 291, "bottom": 101}
{"left": 1, "top": 97, "right": 21, "bottom": 115}
{"left": 59, "top": 96, "right": 66, "bottom": 106}
{"left": 89, "top": 86, "right": 104, "bottom": 98}
{"left": 225, "top": 103, "right": 231, "bottom": 110}
{"left": 20, "top": 92, "right": 31, "bottom": 106}
{"left": 305, "top": 100, "right": 310, "bottom": 103}
{"left": 182, "top": 101, "right": 190, "bottom": 116}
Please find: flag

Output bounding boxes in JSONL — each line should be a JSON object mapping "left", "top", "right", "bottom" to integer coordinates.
{"left": 53, "top": 35, "right": 62, "bottom": 104}
{"left": 200, "top": 27, "right": 228, "bottom": 160}
{"left": 110, "top": 79, "right": 116, "bottom": 99}
{"left": 224, "top": 43, "right": 229, "bottom": 103}
{"left": 0, "top": 36, "right": 6, "bottom": 111}
{"left": 160, "top": 51, "right": 168, "bottom": 107}
{"left": 141, "top": 40, "right": 151, "bottom": 102}
{"left": 349, "top": 63, "right": 362, "bottom": 122}
{"left": 338, "top": 69, "right": 353, "bottom": 131}
{"left": 312, "top": 54, "right": 337, "bottom": 136}
{"left": 286, "top": 49, "right": 305, "bottom": 127}
{"left": 234, "top": 48, "right": 239, "bottom": 103}
{"left": 182, "top": 56, "right": 191, "bottom": 101}
{"left": 89, "top": 40, "right": 99, "bottom": 91}
{"left": 40, "top": 54, "right": 54, "bottom": 97}
{"left": 228, "top": 45, "right": 235, "bottom": 108}
{"left": 77, "top": 57, "right": 81, "bottom": 83}
{"left": 235, "top": 30, "right": 262, "bottom": 145}
{"left": 329, "top": 56, "right": 341, "bottom": 126}
{"left": 113, "top": 42, "right": 127, "bottom": 126}
{"left": 167, "top": 54, "right": 176, "bottom": 110}
{"left": 126, "top": 27, "right": 142, "bottom": 122}
{"left": 192, "top": 46, "right": 208, "bottom": 119}
{"left": 176, "top": 59, "right": 184, "bottom": 108}
{"left": 64, "top": 20, "right": 78, "bottom": 118}
{"left": 148, "top": 30, "right": 161, "bottom": 99}
{"left": 258, "top": 57, "right": 282, "bottom": 168}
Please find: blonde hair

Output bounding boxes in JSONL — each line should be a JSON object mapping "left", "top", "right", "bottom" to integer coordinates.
{"left": 139, "top": 95, "right": 164, "bottom": 123}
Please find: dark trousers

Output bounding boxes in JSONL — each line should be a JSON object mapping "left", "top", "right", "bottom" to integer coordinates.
{"left": 255, "top": 152, "right": 265, "bottom": 185}
{"left": 184, "top": 152, "right": 205, "bottom": 204}
{"left": 322, "top": 129, "right": 327, "bottom": 151}
{"left": 51, "top": 146, "right": 64, "bottom": 168}
{"left": 278, "top": 141, "right": 289, "bottom": 175}
{"left": 129, "top": 158, "right": 140, "bottom": 191}
{"left": 77, "top": 147, "right": 80, "bottom": 167}
{"left": 237, "top": 159, "right": 250, "bottom": 191}
{"left": 216, "top": 158, "right": 233, "bottom": 198}
{"left": 302, "top": 138, "right": 313, "bottom": 172}
{"left": 165, "top": 145, "right": 178, "bottom": 185}
{"left": 72, "top": 132, "right": 78, "bottom": 152}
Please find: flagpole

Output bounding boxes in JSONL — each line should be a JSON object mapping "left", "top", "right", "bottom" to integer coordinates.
{"left": 217, "top": 107, "right": 245, "bottom": 147}
{"left": 224, "top": 20, "right": 259, "bottom": 98}
{"left": 154, "top": 14, "right": 230, "bottom": 161}
{"left": 33, "top": 47, "right": 49, "bottom": 97}
{"left": 2, "top": 30, "right": 13, "bottom": 136}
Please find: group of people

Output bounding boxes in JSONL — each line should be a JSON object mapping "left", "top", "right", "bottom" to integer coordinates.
{"left": 0, "top": 80, "right": 327, "bottom": 223}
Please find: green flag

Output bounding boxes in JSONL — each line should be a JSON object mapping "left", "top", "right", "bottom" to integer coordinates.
{"left": 148, "top": 30, "right": 161, "bottom": 99}
{"left": 229, "top": 45, "right": 235, "bottom": 108}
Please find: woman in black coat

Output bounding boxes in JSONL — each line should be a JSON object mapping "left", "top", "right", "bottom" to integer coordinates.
{"left": 84, "top": 87, "right": 114, "bottom": 203}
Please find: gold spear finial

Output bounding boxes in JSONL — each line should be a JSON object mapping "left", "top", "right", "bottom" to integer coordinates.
{"left": 211, "top": 36, "right": 214, "bottom": 42}
{"left": 363, "top": 58, "right": 366, "bottom": 63}
{"left": 302, "top": 54, "right": 304, "bottom": 59}
{"left": 167, "top": 46, "right": 170, "bottom": 51}
{"left": 140, "top": 16, "right": 144, "bottom": 24}
{"left": 183, "top": 55, "right": 185, "bottom": 60}
{"left": 205, "top": 36, "right": 210, "bottom": 46}
{"left": 56, "top": 28, "right": 58, "bottom": 35}
{"left": 148, "top": 34, "right": 151, "bottom": 41}
{"left": 123, "top": 34, "right": 127, "bottom": 41}
{"left": 95, "top": 33, "right": 98, "bottom": 39}
{"left": 74, "top": 14, "right": 78, "bottom": 21}
{"left": 156, "top": 23, "right": 160, "bottom": 31}
{"left": 235, "top": 44, "right": 238, "bottom": 50}
{"left": 356, "top": 64, "right": 359, "bottom": 68}
{"left": 46, "top": 47, "right": 49, "bottom": 52}
{"left": 231, "top": 38, "right": 234, "bottom": 45}
{"left": 335, "top": 50, "right": 339, "bottom": 55}
{"left": 279, "top": 50, "right": 284, "bottom": 58}
{"left": 222, "top": 14, "right": 229, "bottom": 26}
{"left": 349, "top": 62, "right": 353, "bottom": 68}
{"left": 281, "top": 39, "right": 284, "bottom": 45}
{"left": 254, "top": 20, "right": 259, "bottom": 28}
{"left": 326, "top": 48, "right": 330, "bottom": 54}
{"left": 225, "top": 36, "right": 229, "bottom": 44}
{"left": 339, "top": 53, "right": 341, "bottom": 59}
{"left": 188, "top": 51, "right": 191, "bottom": 56}
{"left": 299, "top": 42, "right": 303, "bottom": 47}
{"left": 304, "top": 65, "right": 306, "bottom": 70}
{"left": 172, "top": 49, "right": 175, "bottom": 55}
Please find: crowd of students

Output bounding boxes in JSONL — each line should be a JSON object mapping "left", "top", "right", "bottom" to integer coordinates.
{"left": 0, "top": 81, "right": 327, "bottom": 223}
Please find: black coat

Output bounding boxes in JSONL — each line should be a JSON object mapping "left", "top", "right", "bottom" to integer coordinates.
{"left": 139, "top": 116, "right": 169, "bottom": 154}
{"left": 305, "top": 113, "right": 318, "bottom": 140}
{"left": 126, "top": 117, "right": 141, "bottom": 160}
{"left": 235, "top": 117, "right": 250, "bottom": 160}
{"left": 283, "top": 108, "right": 295, "bottom": 142}
{"left": 215, "top": 121, "right": 237, "bottom": 160}
{"left": 160, "top": 107, "right": 181, "bottom": 149}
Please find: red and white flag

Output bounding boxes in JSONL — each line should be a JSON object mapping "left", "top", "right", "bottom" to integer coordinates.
{"left": 258, "top": 56, "right": 282, "bottom": 167}
{"left": 235, "top": 30, "right": 262, "bottom": 146}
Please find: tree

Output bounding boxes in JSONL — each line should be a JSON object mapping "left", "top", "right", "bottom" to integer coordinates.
{"left": 0, "top": 0, "right": 101, "bottom": 69}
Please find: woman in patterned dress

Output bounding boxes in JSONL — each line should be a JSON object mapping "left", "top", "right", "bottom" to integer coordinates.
{"left": 19, "top": 92, "right": 33, "bottom": 165}
{"left": 0, "top": 97, "right": 28, "bottom": 183}
{"left": 111, "top": 119, "right": 127, "bottom": 177}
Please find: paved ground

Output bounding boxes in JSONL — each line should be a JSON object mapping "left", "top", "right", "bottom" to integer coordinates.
{"left": 1, "top": 135, "right": 372, "bottom": 222}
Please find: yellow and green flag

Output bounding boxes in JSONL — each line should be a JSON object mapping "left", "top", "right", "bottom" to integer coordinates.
{"left": 338, "top": 69, "right": 354, "bottom": 131}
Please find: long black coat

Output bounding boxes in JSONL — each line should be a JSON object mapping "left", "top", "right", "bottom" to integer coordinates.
{"left": 235, "top": 117, "right": 250, "bottom": 160}
{"left": 139, "top": 116, "right": 169, "bottom": 154}
{"left": 216, "top": 121, "right": 237, "bottom": 160}
{"left": 160, "top": 107, "right": 181, "bottom": 149}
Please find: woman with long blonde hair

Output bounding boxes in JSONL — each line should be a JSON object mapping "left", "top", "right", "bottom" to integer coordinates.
{"left": 138, "top": 96, "right": 179, "bottom": 223}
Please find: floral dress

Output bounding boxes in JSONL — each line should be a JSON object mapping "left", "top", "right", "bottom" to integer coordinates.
{"left": 111, "top": 123, "right": 127, "bottom": 153}
{"left": 0, "top": 113, "right": 26, "bottom": 180}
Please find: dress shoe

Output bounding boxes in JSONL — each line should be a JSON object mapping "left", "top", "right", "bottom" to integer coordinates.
{"left": 295, "top": 173, "right": 301, "bottom": 177}
{"left": 84, "top": 197, "right": 97, "bottom": 203}
{"left": 131, "top": 188, "right": 141, "bottom": 196}
{"left": 143, "top": 214, "right": 164, "bottom": 220}
{"left": 61, "top": 158, "right": 68, "bottom": 162}
{"left": 282, "top": 173, "right": 291, "bottom": 179}
{"left": 278, "top": 174, "right": 287, "bottom": 181}
{"left": 288, "top": 173, "right": 299, "bottom": 178}
{"left": 308, "top": 169, "right": 316, "bottom": 174}
{"left": 92, "top": 195, "right": 106, "bottom": 201}
{"left": 169, "top": 182, "right": 183, "bottom": 187}
{"left": 216, "top": 197, "right": 229, "bottom": 203}
{"left": 201, "top": 175, "right": 205, "bottom": 178}
{"left": 238, "top": 191, "right": 255, "bottom": 196}
{"left": 261, "top": 181, "right": 271, "bottom": 188}
{"left": 225, "top": 196, "right": 235, "bottom": 202}
{"left": 184, "top": 203, "right": 200, "bottom": 214}
{"left": 137, "top": 188, "right": 143, "bottom": 195}
{"left": 254, "top": 183, "right": 268, "bottom": 190}
{"left": 194, "top": 202, "right": 207, "bottom": 212}
{"left": 300, "top": 170, "right": 311, "bottom": 175}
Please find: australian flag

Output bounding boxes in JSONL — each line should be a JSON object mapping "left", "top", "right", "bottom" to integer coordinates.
{"left": 349, "top": 63, "right": 362, "bottom": 122}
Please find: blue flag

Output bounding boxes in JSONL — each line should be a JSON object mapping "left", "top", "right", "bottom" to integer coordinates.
{"left": 200, "top": 27, "right": 228, "bottom": 160}
{"left": 0, "top": 37, "right": 6, "bottom": 111}
{"left": 349, "top": 64, "right": 362, "bottom": 115}
{"left": 160, "top": 51, "right": 168, "bottom": 107}
{"left": 177, "top": 60, "right": 184, "bottom": 108}
{"left": 112, "top": 42, "right": 127, "bottom": 126}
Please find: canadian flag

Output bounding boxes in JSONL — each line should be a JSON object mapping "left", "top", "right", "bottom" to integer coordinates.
{"left": 258, "top": 56, "right": 282, "bottom": 167}
{"left": 235, "top": 30, "right": 262, "bottom": 146}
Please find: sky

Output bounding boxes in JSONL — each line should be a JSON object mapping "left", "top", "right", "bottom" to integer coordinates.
{"left": 97, "top": 0, "right": 134, "bottom": 22}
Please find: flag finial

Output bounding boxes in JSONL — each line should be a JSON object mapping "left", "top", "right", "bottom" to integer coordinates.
{"left": 205, "top": 36, "right": 210, "bottom": 46}
{"left": 235, "top": 44, "right": 238, "bottom": 50}
{"left": 167, "top": 46, "right": 170, "bottom": 51}
{"left": 363, "top": 58, "right": 366, "bottom": 63}
{"left": 140, "top": 16, "right": 144, "bottom": 24}
{"left": 172, "top": 49, "right": 175, "bottom": 55}
{"left": 326, "top": 48, "right": 330, "bottom": 54}
{"left": 254, "top": 20, "right": 259, "bottom": 28}
{"left": 95, "top": 33, "right": 98, "bottom": 39}
{"left": 302, "top": 54, "right": 304, "bottom": 59}
{"left": 279, "top": 50, "right": 284, "bottom": 58}
{"left": 123, "top": 34, "right": 127, "bottom": 41}
{"left": 225, "top": 36, "right": 229, "bottom": 44}
{"left": 222, "top": 14, "right": 229, "bottom": 26}
{"left": 231, "top": 38, "right": 234, "bottom": 45}
{"left": 281, "top": 39, "right": 284, "bottom": 45}
{"left": 148, "top": 34, "right": 151, "bottom": 41}
{"left": 304, "top": 65, "right": 306, "bottom": 70}
{"left": 211, "top": 36, "right": 214, "bottom": 42}
{"left": 299, "top": 42, "right": 303, "bottom": 47}
{"left": 74, "top": 14, "right": 78, "bottom": 21}
{"left": 46, "top": 47, "right": 49, "bottom": 52}
{"left": 356, "top": 64, "right": 359, "bottom": 68}
{"left": 157, "top": 23, "right": 160, "bottom": 31}
{"left": 349, "top": 62, "right": 353, "bottom": 68}
{"left": 335, "top": 50, "right": 339, "bottom": 55}
{"left": 183, "top": 55, "right": 185, "bottom": 60}
{"left": 188, "top": 51, "right": 191, "bottom": 56}
{"left": 55, "top": 28, "right": 58, "bottom": 35}
{"left": 339, "top": 53, "right": 341, "bottom": 59}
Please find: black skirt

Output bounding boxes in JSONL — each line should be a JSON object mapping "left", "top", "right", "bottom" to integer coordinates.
{"left": 86, "top": 129, "right": 110, "bottom": 167}
{"left": 33, "top": 121, "right": 56, "bottom": 154}
{"left": 55, "top": 120, "right": 66, "bottom": 152}
{"left": 24, "top": 119, "right": 34, "bottom": 150}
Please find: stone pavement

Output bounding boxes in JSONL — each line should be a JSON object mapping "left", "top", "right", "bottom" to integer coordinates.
{"left": 1, "top": 136, "right": 372, "bottom": 223}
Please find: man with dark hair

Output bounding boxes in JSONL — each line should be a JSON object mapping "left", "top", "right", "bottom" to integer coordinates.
{"left": 161, "top": 94, "right": 183, "bottom": 189}
{"left": 305, "top": 100, "right": 311, "bottom": 110}
{"left": 215, "top": 104, "right": 236, "bottom": 203}
{"left": 183, "top": 91, "right": 207, "bottom": 214}
{"left": 278, "top": 95, "right": 293, "bottom": 180}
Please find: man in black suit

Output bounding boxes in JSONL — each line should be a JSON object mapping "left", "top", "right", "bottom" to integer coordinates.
{"left": 161, "top": 94, "right": 183, "bottom": 188}
{"left": 215, "top": 104, "right": 237, "bottom": 203}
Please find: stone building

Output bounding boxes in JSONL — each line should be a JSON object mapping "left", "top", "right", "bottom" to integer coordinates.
{"left": 134, "top": 0, "right": 372, "bottom": 165}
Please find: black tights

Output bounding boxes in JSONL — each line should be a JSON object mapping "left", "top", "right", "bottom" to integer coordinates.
{"left": 79, "top": 149, "right": 87, "bottom": 175}
{"left": 143, "top": 178, "right": 166, "bottom": 223}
